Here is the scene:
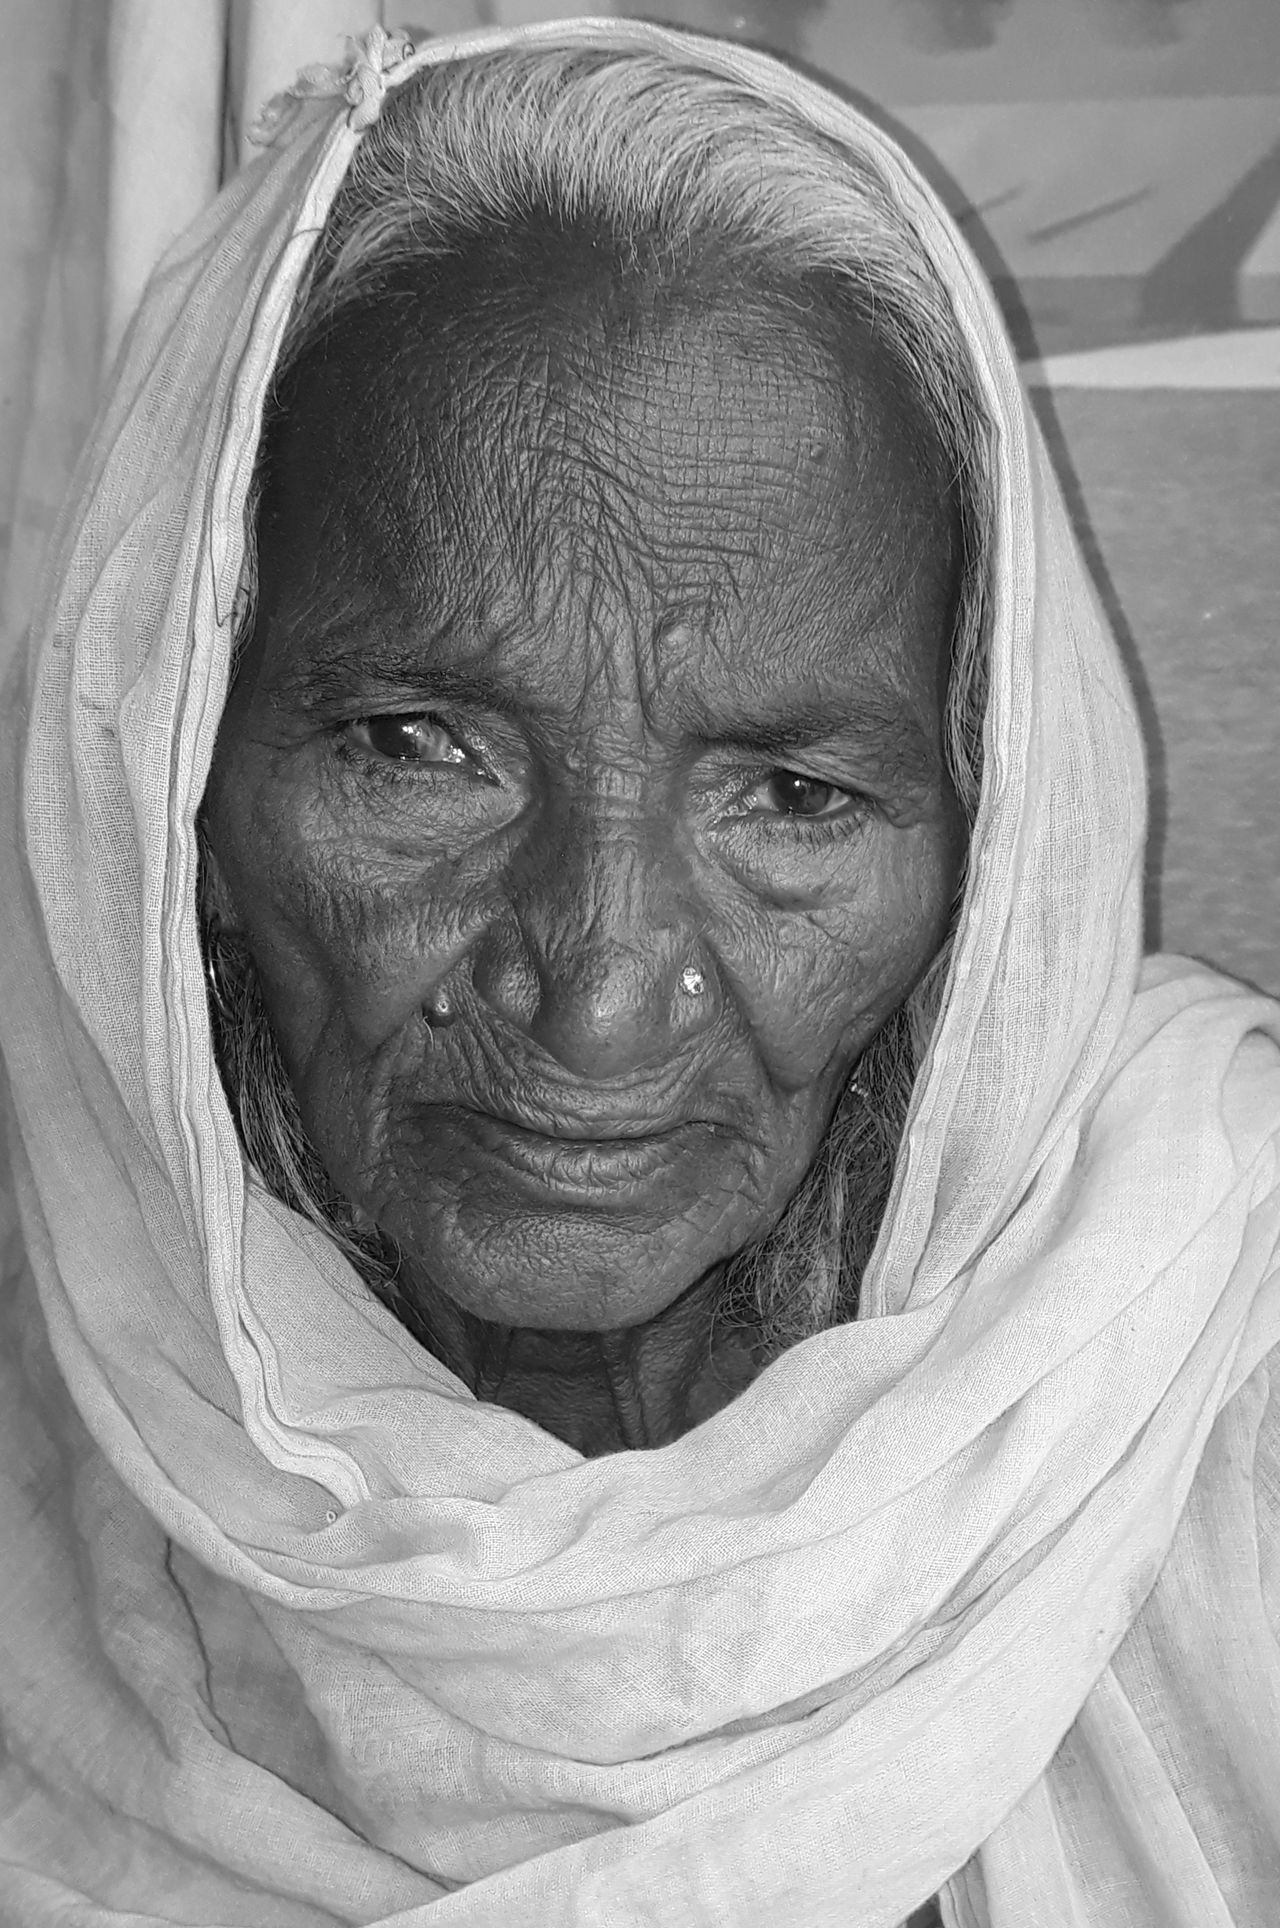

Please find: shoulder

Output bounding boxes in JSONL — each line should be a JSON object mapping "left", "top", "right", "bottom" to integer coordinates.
{"left": 1113, "top": 1347, "right": 1280, "bottom": 1733}
{"left": 1127, "top": 953, "right": 1280, "bottom": 1169}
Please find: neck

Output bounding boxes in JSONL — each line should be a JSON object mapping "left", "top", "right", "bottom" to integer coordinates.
{"left": 394, "top": 1268, "right": 762, "bottom": 1455}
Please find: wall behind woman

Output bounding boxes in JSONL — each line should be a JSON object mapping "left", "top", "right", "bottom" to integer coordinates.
{"left": 2, "top": 0, "right": 1277, "bottom": 993}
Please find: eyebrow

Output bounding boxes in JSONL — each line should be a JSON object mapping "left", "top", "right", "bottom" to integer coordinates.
{"left": 677, "top": 692, "right": 939, "bottom": 784}
{"left": 270, "top": 626, "right": 526, "bottom": 718}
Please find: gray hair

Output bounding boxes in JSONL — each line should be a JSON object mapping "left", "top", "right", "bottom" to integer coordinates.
{"left": 203, "top": 40, "right": 993, "bottom": 1359}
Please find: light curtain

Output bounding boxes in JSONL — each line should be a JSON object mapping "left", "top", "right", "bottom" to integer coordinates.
{"left": 0, "top": 0, "right": 489, "bottom": 662}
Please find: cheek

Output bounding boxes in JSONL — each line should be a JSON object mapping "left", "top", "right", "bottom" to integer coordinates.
{"left": 204, "top": 749, "right": 483, "bottom": 1071}
{"left": 718, "top": 819, "right": 959, "bottom": 1093}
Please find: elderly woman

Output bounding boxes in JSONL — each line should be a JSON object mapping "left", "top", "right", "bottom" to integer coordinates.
{"left": 1, "top": 18, "right": 1278, "bottom": 1928}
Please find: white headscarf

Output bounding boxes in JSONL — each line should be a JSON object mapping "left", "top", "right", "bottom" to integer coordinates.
{"left": 3, "top": 20, "right": 1280, "bottom": 1927}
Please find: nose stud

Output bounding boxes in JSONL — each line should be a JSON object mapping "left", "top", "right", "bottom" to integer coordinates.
{"left": 679, "top": 965, "right": 706, "bottom": 998}
{"left": 424, "top": 985, "right": 457, "bottom": 1027}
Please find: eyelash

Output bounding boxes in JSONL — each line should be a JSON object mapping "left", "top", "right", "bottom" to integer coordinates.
{"left": 771, "top": 805, "right": 867, "bottom": 845}
{"left": 740, "top": 805, "right": 870, "bottom": 850}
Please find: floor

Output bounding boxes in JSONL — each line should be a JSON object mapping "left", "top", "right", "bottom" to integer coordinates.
{"left": 1032, "top": 380, "right": 1280, "bottom": 996}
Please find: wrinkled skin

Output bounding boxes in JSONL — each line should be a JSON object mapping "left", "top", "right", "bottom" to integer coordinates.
{"left": 201, "top": 242, "right": 964, "bottom": 1454}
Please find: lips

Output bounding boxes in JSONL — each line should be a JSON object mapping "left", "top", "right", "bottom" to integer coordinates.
{"left": 449, "top": 1105, "right": 705, "bottom": 1194}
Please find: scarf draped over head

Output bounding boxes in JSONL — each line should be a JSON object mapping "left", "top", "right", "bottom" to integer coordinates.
{"left": 3, "top": 18, "right": 1280, "bottom": 1928}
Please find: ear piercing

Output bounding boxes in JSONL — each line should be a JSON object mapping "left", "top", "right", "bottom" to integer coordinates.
{"left": 679, "top": 965, "right": 706, "bottom": 998}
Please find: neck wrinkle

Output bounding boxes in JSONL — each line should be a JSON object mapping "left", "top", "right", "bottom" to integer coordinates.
{"left": 393, "top": 1262, "right": 753, "bottom": 1455}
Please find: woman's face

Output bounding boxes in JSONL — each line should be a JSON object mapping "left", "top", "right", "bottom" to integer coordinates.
{"left": 202, "top": 264, "right": 964, "bottom": 1334}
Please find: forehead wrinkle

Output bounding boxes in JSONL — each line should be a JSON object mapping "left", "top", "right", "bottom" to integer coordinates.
{"left": 408, "top": 357, "right": 716, "bottom": 730}
{"left": 435, "top": 299, "right": 854, "bottom": 575}
{"left": 296, "top": 325, "right": 542, "bottom": 645}
{"left": 260, "top": 281, "right": 956, "bottom": 753}
{"left": 375, "top": 338, "right": 634, "bottom": 677}
{"left": 482, "top": 379, "right": 855, "bottom": 730}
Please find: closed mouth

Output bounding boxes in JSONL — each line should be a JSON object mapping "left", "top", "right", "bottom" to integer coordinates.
{"left": 452, "top": 1106, "right": 701, "bottom": 1190}
{"left": 458, "top": 1089, "right": 697, "bottom": 1142}
{"left": 486, "top": 1111, "right": 686, "bottom": 1144}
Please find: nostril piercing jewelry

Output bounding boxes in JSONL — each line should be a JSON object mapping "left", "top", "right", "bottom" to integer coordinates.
{"left": 424, "top": 986, "right": 455, "bottom": 1027}
{"left": 679, "top": 965, "right": 706, "bottom": 998}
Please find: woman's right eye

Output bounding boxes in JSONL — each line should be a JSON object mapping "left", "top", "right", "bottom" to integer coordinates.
{"left": 344, "top": 713, "right": 470, "bottom": 766}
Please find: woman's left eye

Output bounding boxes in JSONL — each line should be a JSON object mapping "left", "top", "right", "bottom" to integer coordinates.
{"left": 344, "top": 713, "right": 470, "bottom": 766}
{"left": 749, "top": 769, "right": 858, "bottom": 820}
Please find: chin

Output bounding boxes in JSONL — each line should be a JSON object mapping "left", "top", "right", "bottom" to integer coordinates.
{"left": 382, "top": 1191, "right": 737, "bottom": 1333}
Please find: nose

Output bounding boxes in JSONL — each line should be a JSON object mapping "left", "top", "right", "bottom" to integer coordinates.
{"left": 470, "top": 801, "right": 718, "bottom": 1083}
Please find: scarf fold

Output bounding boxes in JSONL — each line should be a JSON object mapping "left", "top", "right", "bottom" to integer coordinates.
{"left": 2, "top": 19, "right": 1280, "bottom": 1926}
